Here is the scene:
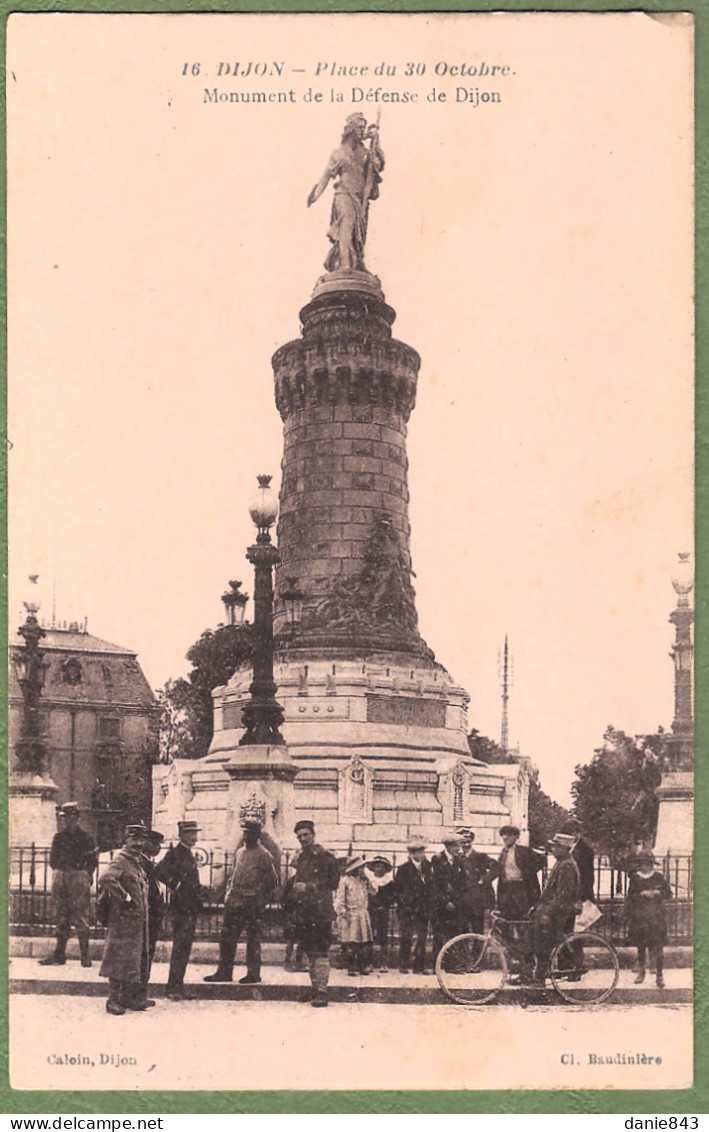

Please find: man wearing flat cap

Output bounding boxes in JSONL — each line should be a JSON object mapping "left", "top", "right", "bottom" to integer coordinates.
{"left": 392, "top": 838, "right": 433, "bottom": 974}
{"left": 489, "top": 825, "right": 545, "bottom": 921}
{"left": 204, "top": 819, "right": 278, "bottom": 986}
{"left": 40, "top": 802, "right": 97, "bottom": 968}
{"left": 430, "top": 834, "right": 467, "bottom": 965}
{"left": 98, "top": 824, "right": 152, "bottom": 1015}
{"left": 290, "top": 819, "right": 340, "bottom": 1006}
{"left": 457, "top": 828, "right": 496, "bottom": 936}
{"left": 155, "top": 820, "right": 204, "bottom": 1000}
{"left": 532, "top": 832, "right": 581, "bottom": 985}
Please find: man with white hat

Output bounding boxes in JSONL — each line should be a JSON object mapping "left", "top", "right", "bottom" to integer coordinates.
{"left": 532, "top": 832, "right": 581, "bottom": 985}
{"left": 39, "top": 802, "right": 97, "bottom": 968}
{"left": 155, "top": 820, "right": 204, "bottom": 1001}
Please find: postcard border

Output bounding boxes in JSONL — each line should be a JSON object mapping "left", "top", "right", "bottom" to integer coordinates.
{"left": 1, "top": 0, "right": 706, "bottom": 1116}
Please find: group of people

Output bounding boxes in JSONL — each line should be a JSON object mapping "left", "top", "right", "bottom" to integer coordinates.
{"left": 38, "top": 805, "right": 674, "bottom": 1011}
{"left": 329, "top": 821, "right": 593, "bottom": 985}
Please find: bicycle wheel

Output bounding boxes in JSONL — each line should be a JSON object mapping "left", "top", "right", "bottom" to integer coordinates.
{"left": 436, "top": 933, "right": 508, "bottom": 1005}
{"left": 550, "top": 931, "right": 619, "bottom": 1004}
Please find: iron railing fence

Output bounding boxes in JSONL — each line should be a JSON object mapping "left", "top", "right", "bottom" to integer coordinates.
{"left": 9, "top": 845, "right": 693, "bottom": 948}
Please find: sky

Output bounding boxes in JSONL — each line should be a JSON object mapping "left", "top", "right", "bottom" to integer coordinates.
{"left": 7, "top": 12, "right": 694, "bottom": 803}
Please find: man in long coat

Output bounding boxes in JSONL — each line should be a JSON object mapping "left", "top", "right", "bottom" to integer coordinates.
{"left": 155, "top": 820, "right": 204, "bottom": 1000}
{"left": 290, "top": 819, "right": 340, "bottom": 1007}
{"left": 98, "top": 825, "right": 151, "bottom": 1015}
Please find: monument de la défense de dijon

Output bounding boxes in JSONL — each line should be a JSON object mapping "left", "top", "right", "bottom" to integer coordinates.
{"left": 153, "top": 114, "right": 530, "bottom": 854}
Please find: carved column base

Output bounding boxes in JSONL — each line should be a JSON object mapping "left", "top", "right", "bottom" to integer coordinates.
{"left": 9, "top": 772, "right": 59, "bottom": 848}
{"left": 654, "top": 771, "right": 693, "bottom": 857}
{"left": 224, "top": 745, "right": 300, "bottom": 850}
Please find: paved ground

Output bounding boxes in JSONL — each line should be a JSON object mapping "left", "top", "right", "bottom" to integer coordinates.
{"left": 10, "top": 994, "right": 693, "bottom": 1092}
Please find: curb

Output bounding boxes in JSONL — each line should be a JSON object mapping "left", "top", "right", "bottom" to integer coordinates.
{"left": 10, "top": 978, "right": 692, "bottom": 1006}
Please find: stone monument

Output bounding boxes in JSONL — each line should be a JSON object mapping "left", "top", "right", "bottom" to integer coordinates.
{"left": 655, "top": 552, "right": 694, "bottom": 856}
{"left": 154, "top": 116, "right": 530, "bottom": 855}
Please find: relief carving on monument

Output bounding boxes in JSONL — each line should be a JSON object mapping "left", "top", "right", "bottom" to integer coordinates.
{"left": 437, "top": 759, "right": 474, "bottom": 827}
{"left": 338, "top": 752, "right": 373, "bottom": 823}
{"left": 308, "top": 513, "right": 419, "bottom": 638}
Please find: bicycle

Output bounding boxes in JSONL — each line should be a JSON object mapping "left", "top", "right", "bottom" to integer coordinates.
{"left": 435, "top": 912, "right": 620, "bottom": 1006}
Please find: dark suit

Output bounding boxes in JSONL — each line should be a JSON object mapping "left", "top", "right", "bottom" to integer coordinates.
{"left": 136, "top": 856, "right": 164, "bottom": 1004}
{"left": 155, "top": 841, "right": 203, "bottom": 993}
{"left": 393, "top": 858, "right": 432, "bottom": 972}
{"left": 430, "top": 851, "right": 467, "bottom": 962}
{"left": 460, "top": 850, "right": 496, "bottom": 934}
{"left": 491, "top": 844, "right": 544, "bottom": 920}
{"left": 534, "top": 855, "right": 581, "bottom": 972}
{"left": 572, "top": 838, "right": 595, "bottom": 903}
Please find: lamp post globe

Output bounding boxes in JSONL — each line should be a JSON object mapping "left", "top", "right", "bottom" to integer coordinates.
{"left": 240, "top": 475, "right": 286, "bottom": 747}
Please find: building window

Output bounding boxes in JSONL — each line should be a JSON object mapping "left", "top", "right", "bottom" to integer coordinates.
{"left": 62, "top": 659, "right": 83, "bottom": 685}
{"left": 93, "top": 743, "right": 127, "bottom": 811}
{"left": 98, "top": 716, "right": 121, "bottom": 741}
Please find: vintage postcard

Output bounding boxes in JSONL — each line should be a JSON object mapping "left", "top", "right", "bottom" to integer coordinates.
{"left": 6, "top": 10, "right": 694, "bottom": 1097}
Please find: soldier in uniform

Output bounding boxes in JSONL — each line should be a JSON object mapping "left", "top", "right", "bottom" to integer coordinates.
{"left": 98, "top": 824, "right": 152, "bottom": 1015}
{"left": 154, "top": 819, "right": 204, "bottom": 1001}
{"left": 290, "top": 819, "right": 340, "bottom": 1007}
{"left": 39, "top": 802, "right": 97, "bottom": 968}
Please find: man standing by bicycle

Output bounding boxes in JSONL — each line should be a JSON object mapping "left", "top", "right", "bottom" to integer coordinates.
{"left": 532, "top": 832, "right": 581, "bottom": 985}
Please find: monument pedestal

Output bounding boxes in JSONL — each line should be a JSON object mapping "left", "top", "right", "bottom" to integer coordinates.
{"left": 654, "top": 771, "right": 693, "bottom": 856}
{"left": 9, "top": 773, "right": 59, "bottom": 848}
{"left": 153, "top": 745, "right": 300, "bottom": 859}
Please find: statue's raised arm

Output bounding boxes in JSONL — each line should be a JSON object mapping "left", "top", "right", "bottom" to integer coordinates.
{"left": 307, "top": 113, "right": 384, "bottom": 274}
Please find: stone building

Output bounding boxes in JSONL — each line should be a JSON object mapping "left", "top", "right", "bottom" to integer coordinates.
{"left": 10, "top": 622, "right": 158, "bottom": 848}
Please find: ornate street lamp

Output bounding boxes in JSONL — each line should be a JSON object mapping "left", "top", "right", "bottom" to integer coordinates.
{"left": 13, "top": 602, "right": 50, "bottom": 775}
{"left": 221, "top": 579, "right": 249, "bottom": 626}
{"left": 239, "top": 475, "right": 286, "bottom": 746}
{"left": 281, "top": 577, "right": 305, "bottom": 629}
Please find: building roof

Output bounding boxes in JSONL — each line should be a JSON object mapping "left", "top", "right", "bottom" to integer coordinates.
{"left": 11, "top": 626, "right": 134, "bottom": 655}
{"left": 10, "top": 625, "right": 156, "bottom": 709}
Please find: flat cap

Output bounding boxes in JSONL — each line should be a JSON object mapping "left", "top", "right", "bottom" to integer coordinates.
{"left": 294, "top": 820, "right": 315, "bottom": 834}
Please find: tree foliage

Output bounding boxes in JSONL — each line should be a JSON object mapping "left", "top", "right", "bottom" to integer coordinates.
{"left": 467, "top": 729, "right": 516, "bottom": 764}
{"left": 527, "top": 775, "right": 569, "bottom": 849}
{"left": 157, "top": 622, "right": 255, "bottom": 761}
{"left": 571, "top": 725, "right": 665, "bottom": 859}
{"left": 468, "top": 728, "right": 569, "bottom": 847}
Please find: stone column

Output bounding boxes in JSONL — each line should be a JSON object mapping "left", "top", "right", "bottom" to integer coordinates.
{"left": 272, "top": 274, "right": 434, "bottom": 665}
